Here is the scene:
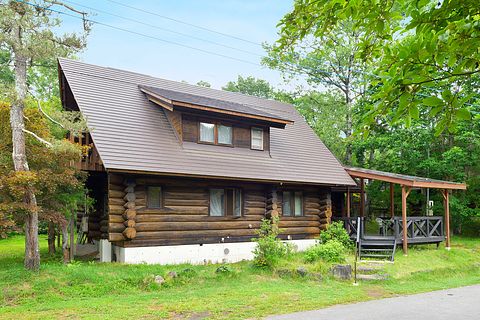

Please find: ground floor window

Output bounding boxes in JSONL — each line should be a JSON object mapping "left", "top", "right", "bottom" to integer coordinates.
{"left": 282, "top": 191, "right": 303, "bottom": 216}
{"left": 210, "top": 188, "right": 242, "bottom": 217}
{"left": 147, "top": 186, "right": 162, "bottom": 208}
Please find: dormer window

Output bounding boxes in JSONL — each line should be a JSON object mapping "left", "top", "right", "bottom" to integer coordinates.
{"left": 251, "top": 127, "right": 264, "bottom": 150}
{"left": 199, "top": 122, "right": 233, "bottom": 145}
{"left": 218, "top": 125, "right": 232, "bottom": 145}
{"left": 199, "top": 122, "right": 215, "bottom": 143}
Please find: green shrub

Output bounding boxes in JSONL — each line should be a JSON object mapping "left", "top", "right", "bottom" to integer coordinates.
{"left": 252, "top": 218, "right": 293, "bottom": 268}
{"left": 319, "top": 221, "right": 353, "bottom": 249}
{"left": 304, "top": 239, "right": 346, "bottom": 263}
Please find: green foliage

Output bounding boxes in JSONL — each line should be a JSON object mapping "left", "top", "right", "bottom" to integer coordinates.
{"left": 274, "top": 0, "right": 480, "bottom": 134}
{"left": 304, "top": 239, "right": 346, "bottom": 263}
{"left": 319, "top": 221, "right": 353, "bottom": 250}
{"left": 252, "top": 218, "right": 293, "bottom": 268}
{"left": 1, "top": 235, "right": 480, "bottom": 318}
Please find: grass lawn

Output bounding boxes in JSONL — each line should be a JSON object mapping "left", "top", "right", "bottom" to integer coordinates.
{"left": 0, "top": 235, "right": 479, "bottom": 319}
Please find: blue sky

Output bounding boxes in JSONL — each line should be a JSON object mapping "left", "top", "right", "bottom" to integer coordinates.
{"left": 58, "top": 0, "right": 293, "bottom": 89}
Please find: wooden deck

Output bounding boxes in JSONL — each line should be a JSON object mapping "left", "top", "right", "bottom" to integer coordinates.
{"left": 333, "top": 216, "right": 445, "bottom": 245}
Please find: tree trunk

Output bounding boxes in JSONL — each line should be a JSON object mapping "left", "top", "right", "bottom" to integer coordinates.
{"left": 61, "top": 223, "right": 70, "bottom": 264}
{"left": 11, "top": 44, "right": 40, "bottom": 271}
{"left": 344, "top": 91, "right": 353, "bottom": 165}
{"left": 48, "top": 221, "right": 56, "bottom": 255}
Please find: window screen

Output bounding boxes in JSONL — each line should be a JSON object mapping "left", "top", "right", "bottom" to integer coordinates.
{"left": 282, "top": 191, "right": 292, "bottom": 216}
{"left": 147, "top": 186, "right": 162, "bottom": 208}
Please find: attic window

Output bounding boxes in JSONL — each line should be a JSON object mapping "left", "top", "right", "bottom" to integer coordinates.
{"left": 199, "top": 122, "right": 215, "bottom": 143}
{"left": 199, "top": 122, "right": 232, "bottom": 145}
{"left": 251, "top": 127, "right": 264, "bottom": 150}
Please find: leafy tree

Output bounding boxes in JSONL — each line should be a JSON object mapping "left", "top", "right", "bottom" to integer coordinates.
{"left": 273, "top": 0, "right": 479, "bottom": 134}
{"left": 0, "top": 0, "right": 89, "bottom": 270}
{"left": 265, "top": 20, "right": 377, "bottom": 164}
{"left": 196, "top": 80, "right": 211, "bottom": 88}
{"left": 223, "top": 76, "right": 278, "bottom": 100}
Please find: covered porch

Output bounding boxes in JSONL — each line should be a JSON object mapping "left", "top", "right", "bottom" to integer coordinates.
{"left": 336, "top": 167, "right": 467, "bottom": 255}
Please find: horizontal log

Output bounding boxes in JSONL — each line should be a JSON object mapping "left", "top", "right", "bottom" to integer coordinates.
{"left": 135, "top": 229, "right": 257, "bottom": 239}
{"left": 278, "top": 221, "right": 320, "bottom": 228}
{"left": 134, "top": 190, "right": 145, "bottom": 199}
{"left": 109, "top": 174, "right": 125, "bottom": 185}
{"left": 280, "top": 216, "right": 319, "bottom": 221}
{"left": 163, "top": 206, "right": 209, "bottom": 214}
{"left": 109, "top": 184, "right": 125, "bottom": 192}
{"left": 245, "top": 207, "right": 266, "bottom": 215}
{"left": 109, "top": 232, "right": 125, "bottom": 242}
{"left": 135, "top": 214, "right": 265, "bottom": 223}
{"left": 305, "top": 202, "right": 320, "bottom": 209}
{"left": 109, "top": 215, "right": 124, "bottom": 223}
{"left": 135, "top": 227, "right": 319, "bottom": 240}
{"left": 245, "top": 200, "right": 265, "bottom": 208}
{"left": 163, "top": 199, "right": 208, "bottom": 206}
{"left": 109, "top": 222, "right": 126, "bottom": 233}
{"left": 109, "top": 198, "right": 126, "bottom": 206}
{"left": 305, "top": 208, "right": 320, "bottom": 214}
{"left": 305, "top": 197, "right": 321, "bottom": 203}
{"left": 100, "top": 219, "right": 108, "bottom": 226}
{"left": 109, "top": 205, "right": 125, "bottom": 215}
{"left": 245, "top": 194, "right": 266, "bottom": 202}
{"left": 109, "top": 190, "right": 125, "bottom": 199}
{"left": 100, "top": 226, "right": 108, "bottom": 233}
{"left": 164, "top": 192, "right": 207, "bottom": 200}
{"left": 136, "top": 221, "right": 262, "bottom": 232}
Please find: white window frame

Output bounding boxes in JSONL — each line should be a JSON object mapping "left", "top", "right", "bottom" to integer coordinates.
{"left": 251, "top": 127, "right": 264, "bottom": 150}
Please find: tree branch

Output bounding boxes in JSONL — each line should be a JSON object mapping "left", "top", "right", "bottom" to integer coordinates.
{"left": 23, "top": 129, "right": 52, "bottom": 147}
{"left": 36, "top": 100, "right": 64, "bottom": 128}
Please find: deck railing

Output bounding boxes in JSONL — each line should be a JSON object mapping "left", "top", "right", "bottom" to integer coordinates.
{"left": 333, "top": 216, "right": 444, "bottom": 244}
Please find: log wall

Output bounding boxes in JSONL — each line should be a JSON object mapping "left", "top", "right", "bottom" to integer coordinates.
{"left": 106, "top": 173, "right": 332, "bottom": 247}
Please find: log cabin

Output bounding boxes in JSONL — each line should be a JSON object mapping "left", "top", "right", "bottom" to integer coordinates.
{"left": 58, "top": 58, "right": 356, "bottom": 264}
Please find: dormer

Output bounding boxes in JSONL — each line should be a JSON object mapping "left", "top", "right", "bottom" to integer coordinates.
{"left": 139, "top": 85, "right": 294, "bottom": 151}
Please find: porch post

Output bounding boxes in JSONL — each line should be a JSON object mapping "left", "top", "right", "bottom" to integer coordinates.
{"left": 360, "top": 178, "right": 365, "bottom": 217}
{"left": 401, "top": 185, "right": 410, "bottom": 255}
{"left": 346, "top": 187, "right": 351, "bottom": 218}
{"left": 390, "top": 182, "right": 395, "bottom": 218}
{"left": 443, "top": 189, "right": 451, "bottom": 250}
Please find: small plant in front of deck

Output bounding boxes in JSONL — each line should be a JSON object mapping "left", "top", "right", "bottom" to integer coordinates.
{"left": 319, "top": 221, "right": 353, "bottom": 250}
{"left": 252, "top": 217, "right": 292, "bottom": 268}
{"left": 304, "top": 239, "right": 346, "bottom": 263}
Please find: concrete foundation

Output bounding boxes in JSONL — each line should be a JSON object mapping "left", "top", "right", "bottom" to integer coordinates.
{"left": 112, "top": 239, "right": 317, "bottom": 265}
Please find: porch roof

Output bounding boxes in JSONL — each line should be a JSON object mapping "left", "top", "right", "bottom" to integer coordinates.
{"left": 345, "top": 167, "right": 467, "bottom": 190}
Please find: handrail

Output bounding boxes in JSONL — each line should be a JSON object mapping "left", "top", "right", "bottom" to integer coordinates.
{"left": 334, "top": 216, "right": 444, "bottom": 242}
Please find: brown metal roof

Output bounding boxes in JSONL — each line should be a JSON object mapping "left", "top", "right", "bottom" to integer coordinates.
{"left": 139, "top": 85, "right": 293, "bottom": 127}
{"left": 345, "top": 167, "right": 467, "bottom": 190}
{"left": 58, "top": 58, "right": 356, "bottom": 186}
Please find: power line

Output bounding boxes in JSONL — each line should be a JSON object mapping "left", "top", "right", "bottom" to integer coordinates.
{"left": 62, "top": 0, "right": 263, "bottom": 57}
{"left": 105, "top": 0, "right": 262, "bottom": 47}
{"left": 15, "top": 0, "right": 262, "bottom": 67}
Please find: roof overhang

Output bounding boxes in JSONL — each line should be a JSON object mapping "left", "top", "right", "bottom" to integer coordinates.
{"left": 345, "top": 167, "right": 467, "bottom": 190}
{"left": 139, "top": 85, "right": 294, "bottom": 128}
